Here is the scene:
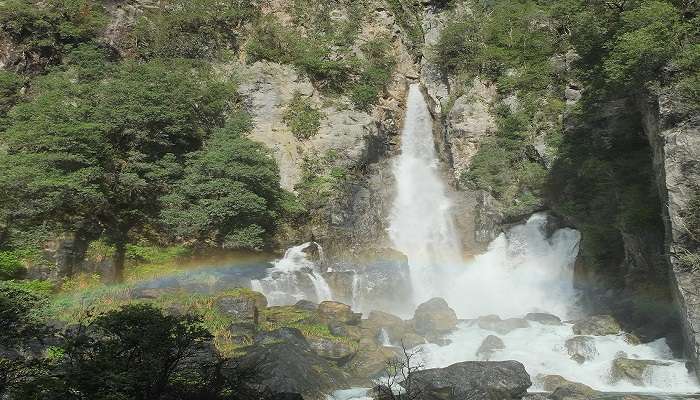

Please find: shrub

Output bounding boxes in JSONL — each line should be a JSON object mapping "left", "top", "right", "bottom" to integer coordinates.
{"left": 0, "top": 251, "right": 26, "bottom": 280}
{"left": 283, "top": 92, "right": 324, "bottom": 139}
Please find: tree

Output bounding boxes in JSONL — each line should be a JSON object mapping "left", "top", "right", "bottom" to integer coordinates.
{"left": 161, "top": 113, "right": 284, "bottom": 250}
{"left": 0, "top": 58, "right": 233, "bottom": 281}
{"left": 372, "top": 341, "right": 425, "bottom": 400}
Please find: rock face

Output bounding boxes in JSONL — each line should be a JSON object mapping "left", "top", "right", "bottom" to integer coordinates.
{"left": 477, "top": 315, "right": 530, "bottom": 335}
{"left": 571, "top": 315, "right": 620, "bottom": 336}
{"left": 611, "top": 358, "right": 671, "bottom": 386}
{"left": 216, "top": 291, "right": 267, "bottom": 325}
{"left": 565, "top": 336, "right": 598, "bottom": 364}
{"left": 413, "top": 297, "right": 458, "bottom": 336}
{"left": 476, "top": 335, "right": 505, "bottom": 361}
{"left": 640, "top": 91, "right": 700, "bottom": 376}
{"left": 407, "top": 360, "right": 531, "bottom": 400}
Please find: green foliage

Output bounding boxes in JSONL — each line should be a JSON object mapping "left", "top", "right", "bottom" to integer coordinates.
{"left": 386, "top": 0, "right": 423, "bottom": 51}
{"left": 245, "top": 15, "right": 395, "bottom": 107}
{"left": 295, "top": 151, "right": 349, "bottom": 209}
{"left": 0, "top": 0, "right": 106, "bottom": 71}
{"left": 0, "top": 251, "right": 26, "bottom": 280}
{"left": 0, "top": 71, "right": 24, "bottom": 121}
{"left": 125, "top": 244, "right": 188, "bottom": 265}
{"left": 132, "top": 0, "right": 257, "bottom": 59}
{"left": 161, "top": 114, "right": 285, "bottom": 251}
{"left": 283, "top": 92, "right": 324, "bottom": 139}
{"left": 0, "top": 59, "right": 233, "bottom": 279}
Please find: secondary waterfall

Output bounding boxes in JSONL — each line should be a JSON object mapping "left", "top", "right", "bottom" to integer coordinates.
{"left": 388, "top": 84, "right": 463, "bottom": 304}
{"left": 251, "top": 242, "right": 332, "bottom": 305}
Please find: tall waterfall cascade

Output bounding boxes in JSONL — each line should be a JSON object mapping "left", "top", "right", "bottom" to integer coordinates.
{"left": 388, "top": 85, "right": 463, "bottom": 303}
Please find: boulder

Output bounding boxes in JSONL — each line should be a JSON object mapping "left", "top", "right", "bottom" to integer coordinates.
{"left": 307, "top": 337, "right": 357, "bottom": 363}
{"left": 549, "top": 381, "right": 600, "bottom": 400}
{"left": 536, "top": 375, "right": 596, "bottom": 395}
{"left": 571, "top": 315, "right": 620, "bottom": 336}
{"left": 476, "top": 335, "right": 505, "bottom": 361}
{"left": 294, "top": 300, "right": 318, "bottom": 311}
{"left": 413, "top": 297, "right": 458, "bottom": 336}
{"left": 216, "top": 291, "right": 267, "bottom": 324}
{"left": 233, "top": 328, "right": 348, "bottom": 399}
{"left": 227, "top": 321, "right": 257, "bottom": 345}
{"left": 318, "top": 301, "right": 361, "bottom": 326}
{"left": 477, "top": 315, "right": 530, "bottom": 335}
{"left": 406, "top": 360, "right": 531, "bottom": 399}
{"left": 524, "top": 312, "right": 562, "bottom": 326}
{"left": 611, "top": 358, "right": 671, "bottom": 386}
{"left": 565, "top": 336, "right": 598, "bottom": 364}
{"left": 400, "top": 332, "right": 427, "bottom": 349}
{"left": 328, "top": 321, "right": 362, "bottom": 340}
{"left": 367, "top": 310, "right": 407, "bottom": 338}
{"left": 346, "top": 344, "right": 398, "bottom": 385}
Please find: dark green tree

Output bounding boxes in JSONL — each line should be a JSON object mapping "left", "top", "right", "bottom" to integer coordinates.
{"left": 0, "top": 58, "right": 233, "bottom": 281}
{"left": 161, "top": 114, "right": 284, "bottom": 250}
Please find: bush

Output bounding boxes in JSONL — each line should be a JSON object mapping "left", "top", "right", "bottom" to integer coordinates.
{"left": 125, "top": 244, "right": 189, "bottom": 264}
{"left": 283, "top": 92, "right": 324, "bottom": 139}
{"left": 133, "top": 0, "right": 257, "bottom": 59}
{"left": 0, "top": 71, "right": 24, "bottom": 118}
{"left": 0, "top": 251, "right": 26, "bottom": 280}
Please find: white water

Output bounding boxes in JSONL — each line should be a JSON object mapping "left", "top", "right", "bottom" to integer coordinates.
{"left": 250, "top": 242, "right": 333, "bottom": 305}
{"left": 388, "top": 85, "right": 463, "bottom": 304}
{"left": 379, "top": 328, "right": 393, "bottom": 347}
{"left": 380, "top": 83, "right": 700, "bottom": 394}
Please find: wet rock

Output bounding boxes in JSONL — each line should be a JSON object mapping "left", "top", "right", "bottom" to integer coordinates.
{"left": 322, "top": 271, "right": 355, "bottom": 304}
{"left": 571, "top": 315, "right": 621, "bottom": 336}
{"left": 365, "top": 310, "right": 408, "bottom": 341}
{"left": 525, "top": 312, "right": 562, "bottom": 326}
{"left": 523, "top": 394, "right": 549, "bottom": 400}
{"left": 623, "top": 333, "right": 642, "bottom": 345}
{"left": 234, "top": 328, "right": 348, "bottom": 398}
{"left": 549, "top": 380, "right": 600, "bottom": 400}
{"left": 536, "top": 375, "right": 595, "bottom": 394}
{"left": 406, "top": 360, "right": 531, "bottom": 400}
{"left": 477, "top": 315, "right": 530, "bottom": 335}
{"left": 294, "top": 300, "right": 318, "bottom": 311}
{"left": 400, "top": 332, "right": 426, "bottom": 349}
{"left": 611, "top": 358, "right": 672, "bottom": 386}
{"left": 301, "top": 242, "right": 322, "bottom": 263}
{"left": 346, "top": 344, "right": 398, "bottom": 385}
{"left": 307, "top": 337, "right": 357, "bottom": 363}
{"left": 565, "top": 336, "right": 598, "bottom": 364}
{"left": 413, "top": 297, "right": 458, "bottom": 336}
{"left": 318, "top": 301, "right": 361, "bottom": 326}
{"left": 476, "top": 335, "right": 505, "bottom": 361}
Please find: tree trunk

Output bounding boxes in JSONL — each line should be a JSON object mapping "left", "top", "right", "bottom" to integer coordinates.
{"left": 113, "top": 241, "right": 126, "bottom": 283}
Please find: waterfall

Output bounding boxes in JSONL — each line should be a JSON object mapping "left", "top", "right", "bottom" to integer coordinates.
{"left": 251, "top": 242, "right": 333, "bottom": 305}
{"left": 378, "top": 328, "right": 393, "bottom": 347}
{"left": 388, "top": 84, "right": 463, "bottom": 304}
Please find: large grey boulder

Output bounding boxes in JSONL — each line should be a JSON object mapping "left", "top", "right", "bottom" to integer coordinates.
{"left": 478, "top": 315, "right": 530, "bottom": 335}
{"left": 405, "top": 360, "right": 531, "bottom": 400}
{"left": 571, "top": 315, "right": 621, "bottom": 336}
{"left": 565, "top": 336, "right": 599, "bottom": 364}
{"left": 318, "top": 301, "right": 361, "bottom": 326}
{"left": 236, "top": 328, "right": 348, "bottom": 398}
{"left": 413, "top": 297, "right": 458, "bottom": 336}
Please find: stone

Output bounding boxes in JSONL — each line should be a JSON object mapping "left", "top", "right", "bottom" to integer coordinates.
{"left": 216, "top": 295, "right": 261, "bottom": 324}
{"left": 611, "top": 358, "right": 672, "bottom": 386}
{"left": 346, "top": 344, "right": 399, "bottom": 385}
{"left": 365, "top": 310, "right": 408, "bottom": 341}
{"left": 227, "top": 321, "right": 257, "bottom": 345}
{"left": 406, "top": 360, "right": 531, "bottom": 400}
{"left": 549, "top": 381, "right": 600, "bottom": 400}
{"left": 623, "top": 333, "right": 642, "bottom": 345}
{"left": 294, "top": 300, "right": 318, "bottom": 311}
{"left": 565, "top": 336, "right": 598, "bottom": 364}
{"left": 399, "top": 332, "right": 426, "bottom": 349}
{"left": 233, "top": 328, "right": 348, "bottom": 398}
{"left": 536, "top": 375, "right": 596, "bottom": 394}
{"left": 476, "top": 335, "right": 505, "bottom": 361}
{"left": 477, "top": 315, "right": 530, "bottom": 335}
{"left": 571, "top": 315, "right": 621, "bottom": 336}
{"left": 318, "top": 301, "right": 361, "bottom": 325}
{"left": 412, "top": 297, "right": 458, "bottom": 336}
{"left": 307, "top": 337, "right": 357, "bottom": 363}
{"left": 525, "top": 312, "right": 562, "bottom": 326}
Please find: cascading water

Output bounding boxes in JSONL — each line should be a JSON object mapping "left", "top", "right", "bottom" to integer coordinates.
{"left": 251, "top": 242, "right": 333, "bottom": 305}
{"left": 379, "top": 83, "right": 700, "bottom": 394}
{"left": 388, "top": 84, "right": 463, "bottom": 304}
